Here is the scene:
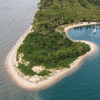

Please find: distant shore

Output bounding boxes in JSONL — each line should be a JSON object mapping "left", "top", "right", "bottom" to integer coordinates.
{"left": 6, "top": 22, "right": 99, "bottom": 90}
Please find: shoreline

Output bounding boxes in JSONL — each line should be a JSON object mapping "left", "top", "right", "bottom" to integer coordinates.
{"left": 6, "top": 22, "right": 99, "bottom": 90}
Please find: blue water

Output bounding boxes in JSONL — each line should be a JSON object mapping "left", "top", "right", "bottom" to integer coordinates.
{"left": 1, "top": 0, "right": 100, "bottom": 100}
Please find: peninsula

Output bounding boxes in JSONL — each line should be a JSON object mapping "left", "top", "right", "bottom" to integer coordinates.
{"left": 6, "top": 0, "right": 100, "bottom": 90}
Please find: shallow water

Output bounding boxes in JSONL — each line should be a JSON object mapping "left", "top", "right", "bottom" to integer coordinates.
{"left": 1, "top": 0, "right": 100, "bottom": 100}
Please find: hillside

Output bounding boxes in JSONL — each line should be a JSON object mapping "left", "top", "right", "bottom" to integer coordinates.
{"left": 16, "top": 0, "right": 100, "bottom": 76}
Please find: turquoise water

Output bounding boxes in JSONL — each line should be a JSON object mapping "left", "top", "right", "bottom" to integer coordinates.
{"left": 0, "top": 0, "right": 100, "bottom": 99}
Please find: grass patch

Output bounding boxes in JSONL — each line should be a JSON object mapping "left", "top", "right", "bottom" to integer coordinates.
{"left": 17, "top": 64, "right": 36, "bottom": 76}
{"left": 38, "top": 70, "right": 51, "bottom": 76}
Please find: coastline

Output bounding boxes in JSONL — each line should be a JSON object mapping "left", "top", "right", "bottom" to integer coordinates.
{"left": 6, "top": 22, "right": 99, "bottom": 90}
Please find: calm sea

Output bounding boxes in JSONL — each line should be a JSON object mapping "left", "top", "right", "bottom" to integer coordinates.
{"left": 0, "top": 0, "right": 100, "bottom": 100}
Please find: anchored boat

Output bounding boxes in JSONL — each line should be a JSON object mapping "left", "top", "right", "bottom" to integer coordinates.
{"left": 93, "top": 25, "right": 96, "bottom": 34}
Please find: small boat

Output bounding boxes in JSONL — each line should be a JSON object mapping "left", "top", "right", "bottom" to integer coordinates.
{"left": 93, "top": 25, "right": 96, "bottom": 34}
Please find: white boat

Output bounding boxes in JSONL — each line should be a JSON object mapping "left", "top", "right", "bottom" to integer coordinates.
{"left": 93, "top": 25, "right": 96, "bottom": 34}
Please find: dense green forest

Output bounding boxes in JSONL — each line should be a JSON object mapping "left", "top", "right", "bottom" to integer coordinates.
{"left": 17, "top": 0, "right": 100, "bottom": 76}
{"left": 87, "top": 0, "right": 100, "bottom": 6}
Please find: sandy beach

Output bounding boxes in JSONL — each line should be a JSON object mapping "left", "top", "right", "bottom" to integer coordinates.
{"left": 6, "top": 22, "right": 99, "bottom": 90}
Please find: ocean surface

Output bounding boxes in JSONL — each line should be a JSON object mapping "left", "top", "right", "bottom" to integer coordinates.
{"left": 0, "top": 0, "right": 100, "bottom": 100}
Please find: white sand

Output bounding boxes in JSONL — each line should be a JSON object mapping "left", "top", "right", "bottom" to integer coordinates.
{"left": 6, "top": 22, "right": 99, "bottom": 90}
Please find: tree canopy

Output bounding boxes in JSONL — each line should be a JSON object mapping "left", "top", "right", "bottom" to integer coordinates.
{"left": 16, "top": 0, "right": 100, "bottom": 76}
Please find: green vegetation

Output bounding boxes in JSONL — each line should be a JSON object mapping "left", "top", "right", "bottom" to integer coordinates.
{"left": 17, "top": 0, "right": 100, "bottom": 76}
{"left": 38, "top": 70, "right": 51, "bottom": 76}
{"left": 58, "top": 26, "right": 65, "bottom": 32}
{"left": 17, "top": 64, "right": 36, "bottom": 76}
{"left": 87, "top": 0, "right": 100, "bottom": 6}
